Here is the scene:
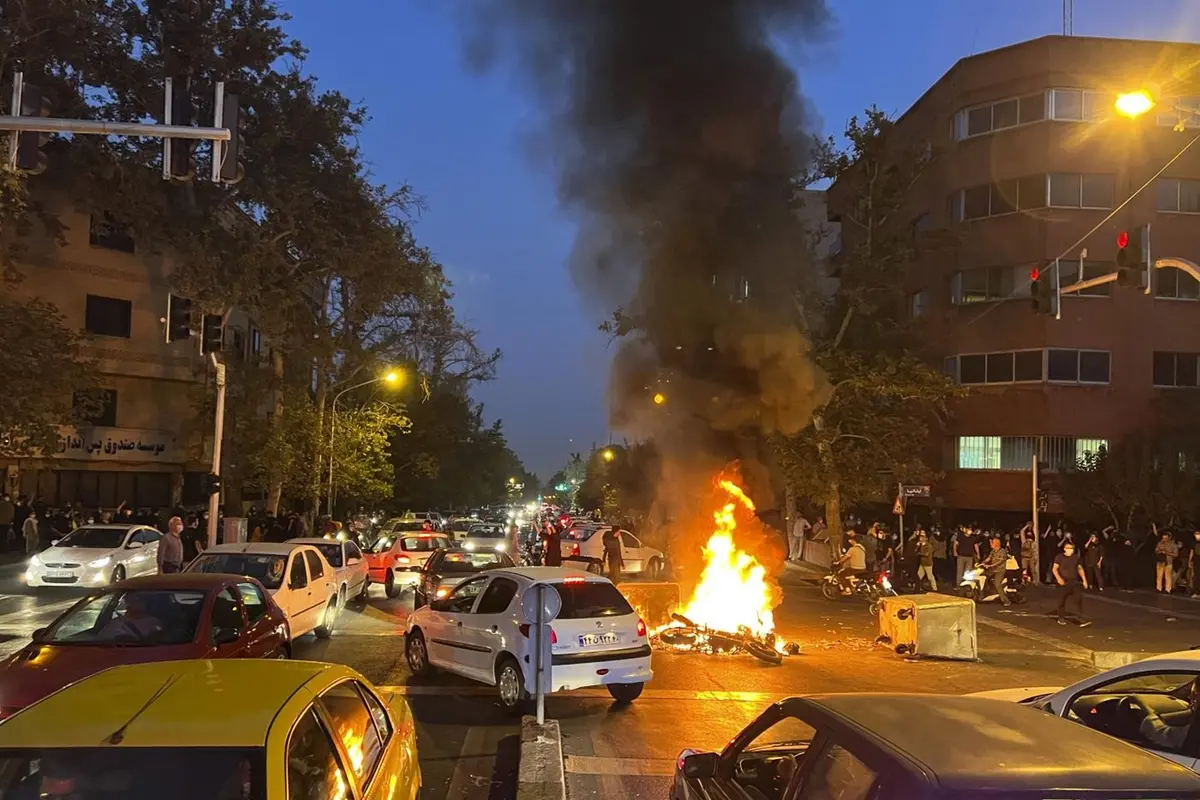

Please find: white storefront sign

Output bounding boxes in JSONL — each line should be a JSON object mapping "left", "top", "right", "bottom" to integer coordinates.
{"left": 55, "top": 427, "right": 184, "bottom": 463}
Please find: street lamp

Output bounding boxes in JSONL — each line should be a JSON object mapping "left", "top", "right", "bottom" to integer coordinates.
{"left": 653, "top": 392, "right": 666, "bottom": 406}
{"left": 602, "top": 448, "right": 615, "bottom": 462}
{"left": 1115, "top": 90, "right": 1155, "bottom": 118}
{"left": 328, "top": 369, "right": 403, "bottom": 515}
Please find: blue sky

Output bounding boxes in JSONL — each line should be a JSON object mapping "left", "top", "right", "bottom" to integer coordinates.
{"left": 283, "top": 0, "right": 1200, "bottom": 477}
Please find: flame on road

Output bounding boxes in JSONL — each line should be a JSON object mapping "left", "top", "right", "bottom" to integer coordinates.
{"left": 677, "top": 479, "right": 777, "bottom": 638}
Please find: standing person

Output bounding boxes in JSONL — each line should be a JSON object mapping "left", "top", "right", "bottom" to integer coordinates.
{"left": 915, "top": 531, "right": 937, "bottom": 591}
{"left": 931, "top": 526, "right": 950, "bottom": 586}
{"left": 1155, "top": 531, "right": 1180, "bottom": 594}
{"left": 1189, "top": 530, "right": 1200, "bottom": 598}
{"left": 12, "top": 496, "right": 29, "bottom": 552}
{"left": 788, "top": 513, "right": 810, "bottom": 562}
{"left": 1052, "top": 540, "right": 1090, "bottom": 626}
{"left": 1083, "top": 532, "right": 1105, "bottom": 592}
{"left": 21, "top": 509, "right": 39, "bottom": 556}
{"left": 1018, "top": 522, "right": 1038, "bottom": 585}
{"left": 0, "top": 494, "right": 13, "bottom": 552}
{"left": 180, "top": 516, "right": 206, "bottom": 565}
{"left": 541, "top": 523, "right": 562, "bottom": 567}
{"left": 861, "top": 524, "right": 878, "bottom": 576}
{"left": 602, "top": 528, "right": 623, "bottom": 582}
{"left": 158, "top": 516, "right": 185, "bottom": 574}
{"left": 810, "top": 516, "right": 827, "bottom": 543}
{"left": 953, "top": 527, "right": 974, "bottom": 586}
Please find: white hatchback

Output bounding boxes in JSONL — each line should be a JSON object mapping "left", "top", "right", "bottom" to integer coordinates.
{"left": 26, "top": 525, "right": 161, "bottom": 588}
{"left": 405, "top": 567, "right": 652, "bottom": 712}
{"left": 288, "top": 537, "right": 370, "bottom": 607}
{"left": 186, "top": 542, "right": 341, "bottom": 640}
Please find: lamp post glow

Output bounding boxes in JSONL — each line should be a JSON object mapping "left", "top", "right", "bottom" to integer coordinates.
{"left": 653, "top": 392, "right": 666, "bottom": 406}
{"left": 1115, "top": 91, "right": 1155, "bottom": 118}
{"left": 328, "top": 369, "right": 403, "bottom": 515}
{"left": 602, "top": 448, "right": 614, "bottom": 462}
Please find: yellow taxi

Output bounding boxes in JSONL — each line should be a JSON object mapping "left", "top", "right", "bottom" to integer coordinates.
{"left": 0, "top": 659, "right": 419, "bottom": 799}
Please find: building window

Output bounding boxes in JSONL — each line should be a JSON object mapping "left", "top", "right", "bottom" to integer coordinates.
{"left": 956, "top": 435, "right": 1039, "bottom": 470}
{"left": 84, "top": 294, "right": 132, "bottom": 339}
{"left": 73, "top": 389, "right": 118, "bottom": 427}
{"left": 1048, "top": 173, "right": 1114, "bottom": 209}
{"left": 1156, "top": 97, "right": 1200, "bottom": 130}
{"left": 954, "top": 93, "right": 1046, "bottom": 140}
{"left": 1046, "top": 348, "right": 1110, "bottom": 384}
{"left": 1154, "top": 178, "right": 1200, "bottom": 213}
{"left": 951, "top": 266, "right": 1028, "bottom": 304}
{"left": 1057, "top": 260, "right": 1114, "bottom": 297}
{"left": 1155, "top": 266, "right": 1200, "bottom": 300}
{"left": 953, "top": 349, "right": 1044, "bottom": 384}
{"left": 1049, "top": 89, "right": 1111, "bottom": 121}
{"left": 907, "top": 290, "right": 930, "bottom": 320}
{"left": 88, "top": 212, "right": 136, "bottom": 253}
{"left": 950, "top": 176, "right": 1049, "bottom": 221}
{"left": 250, "top": 327, "right": 262, "bottom": 356}
{"left": 1043, "top": 435, "right": 1109, "bottom": 471}
{"left": 1153, "top": 351, "right": 1200, "bottom": 388}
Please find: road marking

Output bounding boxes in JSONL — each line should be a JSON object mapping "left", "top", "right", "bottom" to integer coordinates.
{"left": 0, "top": 599, "right": 76, "bottom": 625}
{"left": 1085, "top": 593, "right": 1200, "bottom": 622}
{"left": 975, "top": 616, "right": 1092, "bottom": 660}
{"left": 444, "top": 726, "right": 490, "bottom": 799}
{"left": 376, "top": 685, "right": 784, "bottom": 702}
{"left": 565, "top": 755, "right": 675, "bottom": 777}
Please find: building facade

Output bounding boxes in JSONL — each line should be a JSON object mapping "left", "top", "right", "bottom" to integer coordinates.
{"left": 835, "top": 35, "right": 1200, "bottom": 517}
{"left": 3, "top": 195, "right": 261, "bottom": 510}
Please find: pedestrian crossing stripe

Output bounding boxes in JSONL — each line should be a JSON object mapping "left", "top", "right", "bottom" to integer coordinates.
{"left": 565, "top": 755, "right": 675, "bottom": 777}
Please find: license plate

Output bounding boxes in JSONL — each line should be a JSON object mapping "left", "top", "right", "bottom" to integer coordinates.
{"left": 46, "top": 570, "right": 71, "bottom": 579}
{"left": 578, "top": 632, "right": 618, "bottom": 647}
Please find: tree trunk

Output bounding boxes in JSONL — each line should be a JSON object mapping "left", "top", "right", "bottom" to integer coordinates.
{"left": 266, "top": 349, "right": 285, "bottom": 515}
{"left": 310, "top": 377, "right": 327, "bottom": 525}
{"left": 824, "top": 483, "right": 843, "bottom": 554}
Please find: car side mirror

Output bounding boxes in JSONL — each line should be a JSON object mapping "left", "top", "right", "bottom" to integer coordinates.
{"left": 213, "top": 628, "right": 240, "bottom": 645}
{"left": 681, "top": 751, "right": 719, "bottom": 780}
{"left": 30, "top": 628, "right": 46, "bottom": 642}
{"left": 127, "top": 541, "right": 144, "bottom": 549}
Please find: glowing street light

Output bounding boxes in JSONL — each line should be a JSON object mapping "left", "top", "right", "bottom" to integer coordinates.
{"left": 653, "top": 392, "right": 666, "bottom": 406}
{"left": 383, "top": 370, "right": 402, "bottom": 384}
{"left": 1115, "top": 91, "right": 1155, "bottom": 118}
{"left": 328, "top": 368, "right": 402, "bottom": 515}
{"left": 602, "top": 448, "right": 615, "bottom": 462}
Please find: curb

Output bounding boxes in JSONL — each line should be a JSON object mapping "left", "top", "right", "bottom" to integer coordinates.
{"left": 517, "top": 716, "right": 566, "bottom": 800}
{"left": 1090, "top": 650, "right": 1164, "bottom": 669}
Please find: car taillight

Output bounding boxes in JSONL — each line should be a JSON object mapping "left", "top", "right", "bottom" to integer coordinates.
{"left": 571, "top": 543, "right": 580, "bottom": 556}
{"left": 636, "top": 618, "right": 647, "bottom": 638}
{"left": 517, "top": 623, "right": 557, "bottom": 644}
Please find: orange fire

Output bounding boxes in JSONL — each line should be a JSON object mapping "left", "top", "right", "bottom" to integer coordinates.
{"left": 676, "top": 479, "right": 777, "bottom": 638}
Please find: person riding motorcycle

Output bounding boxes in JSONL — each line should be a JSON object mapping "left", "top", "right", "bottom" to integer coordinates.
{"left": 978, "top": 534, "right": 1012, "bottom": 607}
{"left": 833, "top": 531, "right": 868, "bottom": 592}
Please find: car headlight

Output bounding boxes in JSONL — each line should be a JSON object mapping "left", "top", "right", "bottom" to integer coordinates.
{"left": 89, "top": 556, "right": 112, "bottom": 569}
{"left": 463, "top": 542, "right": 475, "bottom": 551}
{"left": 881, "top": 577, "right": 892, "bottom": 590}
{"left": 435, "top": 586, "right": 450, "bottom": 599}
{"left": 29, "top": 554, "right": 41, "bottom": 567}
{"left": 495, "top": 542, "right": 507, "bottom": 551}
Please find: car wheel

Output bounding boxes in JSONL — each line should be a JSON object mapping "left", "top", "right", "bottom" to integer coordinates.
{"left": 357, "top": 577, "right": 371, "bottom": 601}
{"left": 111, "top": 565, "right": 126, "bottom": 585}
{"left": 406, "top": 629, "right": 433, "bottom": 676}
{"left": 314, "top": 599, "right": 338, "bottom": 639}
{"left": 338, "top": 585, "right": 347, "bottom": 609}
{"left": 496, "top": 656, "right": 529, "bottom": 714}
{"left": 274, "top": 643, "right": 291, "bottom": 659}
{"left": 585, "top": 561, "right": 603, "bottom": 575}
{"left": 646, "top": 558, "right": 663, "bottom": 580}
{"left": 385, "top": 570, "right": 400, "bottom": 598}
{"left": 607, "top": 682, "right": 644, "bottom": 705}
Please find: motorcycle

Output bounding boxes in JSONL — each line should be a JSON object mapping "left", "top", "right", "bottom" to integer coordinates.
{"left": 959, "top": 558, "right": 1026, "bottom": 604}
{"left": 868, "top": 570, "right": 900, "bottom": 616}
{"left": 821, "top": 567, "right": 883, "bottom": 604}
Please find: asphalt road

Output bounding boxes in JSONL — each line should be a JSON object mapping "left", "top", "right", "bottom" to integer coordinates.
{"left": 0, "top": 558, "right": 1197, "bottom": 799}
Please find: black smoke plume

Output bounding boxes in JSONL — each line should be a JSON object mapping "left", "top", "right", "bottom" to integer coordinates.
{"left": 463, "top": 1, "right": 833, "bottom": 534}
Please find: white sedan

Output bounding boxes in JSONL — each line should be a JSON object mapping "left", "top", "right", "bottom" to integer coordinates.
{"left": 186, "top": 542, "right": 341, "bottom": 640}
{"left": 405, "top": 567, "right": 652, "bottom": 713}
{"left": 289, "top": 537, "right": 370, "bottom": 607}
{"left": 26, "top": 525, "right": 161, "bottom": 587}
{"left": 971, "top": 649, "right": 1200, "bottom": 771}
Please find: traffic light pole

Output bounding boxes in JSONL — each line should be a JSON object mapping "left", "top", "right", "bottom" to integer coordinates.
{"left": 1031, "top": 453, "right": 1040, "bottom": 553}
{"left": 207, "top": 356, "right": 227, "bottom": 549}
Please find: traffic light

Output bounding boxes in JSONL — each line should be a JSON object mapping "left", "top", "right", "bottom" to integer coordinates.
{"left": 168, "top": 78, "right": 195, "bottom": 181}
{"left": 200, "top": 314, "right": 223, "bottom": 355}
{"left": 166, "top": 295, "right": 193, "bottom": 342}
{"left": 1116, "top": 225, "right": 1151, "bottom": 289}
{"left": 1030, "top": 264, "right": 1057, "bottom": 315}
{"left": 218, "top": 91, "right": 245, "bottom": 184}
{"left": 204, "top": 473, "right": 222, "bottom": 496}
{"left": 15, "top": 83, "right": 51, "bottom": 174}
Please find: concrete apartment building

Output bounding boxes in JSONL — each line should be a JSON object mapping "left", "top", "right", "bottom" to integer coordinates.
{"left": 2, "top": 194, "right": 260, "bottom": 509}
{"left": 831, "top": 35, "right": 1200, "bottom": 517}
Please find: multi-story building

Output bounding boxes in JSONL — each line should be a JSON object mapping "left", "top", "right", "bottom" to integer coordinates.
{"left": 2, "top": 193, "right": 261, "bottom": 509}
{"left": 832, "top": 34, "right": 1200, "bottom": 518}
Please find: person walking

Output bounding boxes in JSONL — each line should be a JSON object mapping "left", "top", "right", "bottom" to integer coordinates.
{"left": 21, "top": 509, "right": 39, "bottom": 556}
{"left": 915, "top": 531, "right": 937, "bottom": 591}
{"left": 541, "top": 522, "right": 562, "bottom": 567}
{"left": 1155, "top": 531, "right": 1180, "bottom": 593}
{"left": 1083, "top": 533, "right": 1105, "bottom": 592}
{"left": 158, "top": 516, "right": 185, "bottom": 574}
{"left": 1052, "top": 540, "right": 1090, "bottom": 626}
{"left": 602, "top": 528, "right": 623, "bottom": 582}
{"left": 952, "top": 527, "right": 975, "bottom": 586}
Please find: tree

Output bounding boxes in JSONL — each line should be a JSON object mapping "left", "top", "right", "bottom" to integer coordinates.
{"left": 575, "top": 443, "right": 660, "bottom": 530}
{"left": 0, "top": 297, "right": 102, "bottom": 456}
{"left": 773, "top": 108, "right": 962, "bottom": 541}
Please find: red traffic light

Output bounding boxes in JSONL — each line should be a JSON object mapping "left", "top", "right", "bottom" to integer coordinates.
{"left": 1117, "top": 230, "right": 1129, "bottom": 249}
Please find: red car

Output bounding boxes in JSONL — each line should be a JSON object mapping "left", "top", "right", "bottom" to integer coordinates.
{"left": 366, "top": 528, "right": 452, "bottom": 597}
{"left": 0, "top": 573, "right": 289, "bottom": 719}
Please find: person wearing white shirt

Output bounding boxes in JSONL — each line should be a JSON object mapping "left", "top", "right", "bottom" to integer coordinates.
{"left": 789, "top": 515, "right": 811, "bottom": 561}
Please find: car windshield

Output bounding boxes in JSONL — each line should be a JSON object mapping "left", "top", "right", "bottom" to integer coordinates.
{"left": 42, "top": 590, "right": 206, "bottom": 646}
{"left": 562, "top": 527, "right": 601, "bottom": 542}
{"left": 399, "top": 536, "right": 447, "bottom": 552}
{"left": 189, "top": 553, "right": 288, "bottom": 590}
{"left": 467, "top": 526, "right": 506, "bottom": 539}
{"left": 0, "top": 747, "right": 264, "bottom": 799}
{"left": 550, "top": 581, "right": 633, "bottom": 618}
{"left": 435, "top": 552, "right": 509, "bottom": 574}
{"left": 312, "top": 543, "right": 343, "bottom": 567}
{"left": 53, "top": 527, "right": 127, "bottom": 549}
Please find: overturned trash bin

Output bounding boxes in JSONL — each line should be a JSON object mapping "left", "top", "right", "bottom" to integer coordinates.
{"left": 616, "top": 582, "right": 681, "bottom": 632}
{"left": 877, "top": 593, "right": 977, "bottom": 661}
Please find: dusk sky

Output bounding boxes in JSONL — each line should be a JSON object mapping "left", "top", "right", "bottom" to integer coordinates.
{"left": 284, "top": 0, "right": 1200, "bottom": 478}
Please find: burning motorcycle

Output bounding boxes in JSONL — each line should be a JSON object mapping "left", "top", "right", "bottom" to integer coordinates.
{"left": 655, "top": 613, "right": 789, "bottom": 665}
{"left": 959, "top": 559, "right": 1026, "bottom": 604}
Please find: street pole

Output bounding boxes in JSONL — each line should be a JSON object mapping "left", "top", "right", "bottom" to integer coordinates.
{"left": 327, "top": 398, "right": 338, "bottom": 517}
{"left": 208, "top": 357, "right": 227, "bottom": 549}
{"left": 896, "top": 482, "right": 904, "bottom": 545}
{"left": 1031, "top": 452, "right": 1040, "bottom": 551}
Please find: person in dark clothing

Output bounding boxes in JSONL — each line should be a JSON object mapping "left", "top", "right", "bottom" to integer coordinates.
{"left": 1083, "top": 533, "right": 1105, "bottom": 591}
{"left": 541, "top": 523, "right": 562, "bottom": 567}
{"left": 602, "top": 528, "right": 623, "bottom": 582}
{"left": 180, "top": 518, "right": 206, "bottom": 563}
{"left": 1052, "top": 541, "right": 1091, "bottom": 626}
